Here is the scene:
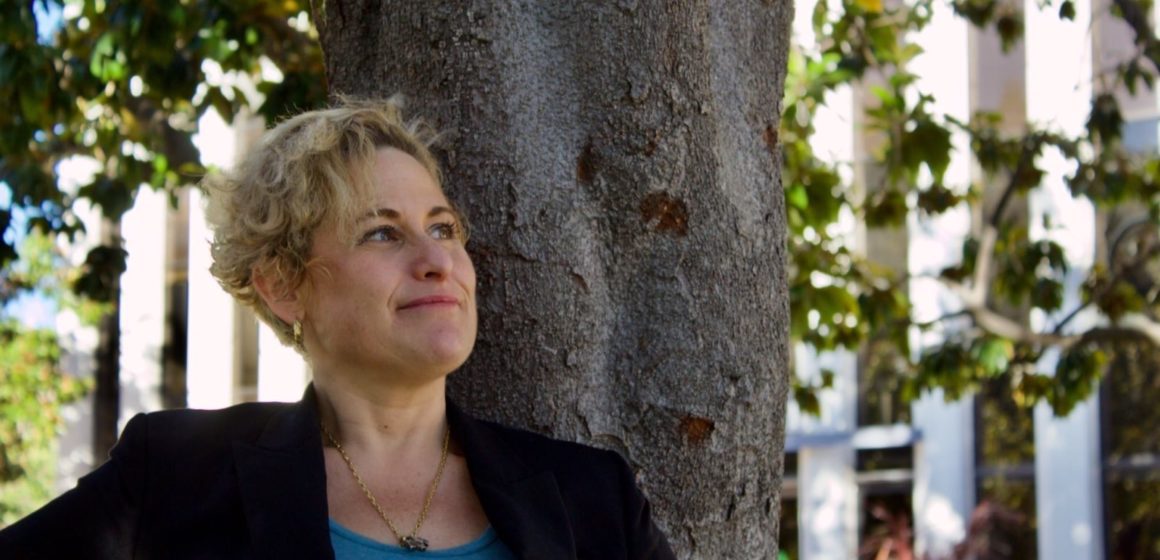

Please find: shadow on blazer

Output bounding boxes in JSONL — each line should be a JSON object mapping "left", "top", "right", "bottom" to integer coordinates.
{"left": 0, "top": 386, "right": 675, "bottom": 559}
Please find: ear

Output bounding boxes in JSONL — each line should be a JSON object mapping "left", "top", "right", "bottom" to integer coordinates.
{"left": 252, "top": 265, "right": 303, "bottom": 324}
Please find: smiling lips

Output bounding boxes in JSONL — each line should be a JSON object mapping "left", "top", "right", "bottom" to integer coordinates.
{"left": 398, "top": 295, "right": 460, "bottom": 310}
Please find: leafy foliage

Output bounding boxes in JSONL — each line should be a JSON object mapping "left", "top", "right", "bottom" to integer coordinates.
{"left": 0, "top": 324, "right": 89, "bottom": 479}
{"left": 0, "top": 0, "right": 325, "bottom": 289}
{"left": 0, "top": 230, "right": 94, "bottom": 522}
{"left": 784, "top": 0, "right": 1160, "bottom": 418}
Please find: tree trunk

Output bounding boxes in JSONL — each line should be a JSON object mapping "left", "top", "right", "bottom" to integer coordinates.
{"left": 314, "top": 2, "right": 792, "bottom": 556}
{"left": 93, "top": 222, "right": 122, "bottom": 460}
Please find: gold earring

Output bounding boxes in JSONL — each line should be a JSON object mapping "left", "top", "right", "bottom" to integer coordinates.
{"left": 293, "top": 320, "right": 303, "bottom": 347}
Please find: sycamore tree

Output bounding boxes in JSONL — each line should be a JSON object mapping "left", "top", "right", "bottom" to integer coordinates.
{"left": 783, "top": 0, "right": 1160, "bottom": 419}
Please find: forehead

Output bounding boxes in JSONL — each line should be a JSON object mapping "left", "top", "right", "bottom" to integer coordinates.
{"left": 364, "top": 147, "right": 447, "bottom": 207}
{"left": 322, "top": 147, "right": 449, "bottom": 241}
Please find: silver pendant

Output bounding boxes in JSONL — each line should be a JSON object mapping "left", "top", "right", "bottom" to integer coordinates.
{"left": 400, "top": 535, "right": 429, "bottom": 552}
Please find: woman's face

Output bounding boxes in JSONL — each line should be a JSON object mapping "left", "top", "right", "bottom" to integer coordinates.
{"left": 302, "top": 147, "right": 477, "bottom": 382}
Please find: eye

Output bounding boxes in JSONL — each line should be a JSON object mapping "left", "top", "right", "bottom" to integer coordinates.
{"left": 429, "top": 221, "right": 462, "bottom": 241}
{"left": 358, "top": 225, "right": 401, "bottom": 244}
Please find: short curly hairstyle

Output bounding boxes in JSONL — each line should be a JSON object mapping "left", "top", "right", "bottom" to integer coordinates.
{"left": 203, "top": 97, "right": 447, "bottom": 350}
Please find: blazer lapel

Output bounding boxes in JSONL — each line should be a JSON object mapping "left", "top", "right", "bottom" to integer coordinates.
{"left": 448, "top": 401, "right": 577, "bottom": 560}
{"left": 233, "top": 389, "right": 334, "bottom": 559}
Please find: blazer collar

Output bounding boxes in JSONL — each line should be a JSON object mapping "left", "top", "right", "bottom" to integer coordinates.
{"left": 232, "top": 385, "right": 334, "bottom": 559}
{"left": 447, "top": 401, "right": 577, "bottom": 559}
{"left": 233, "top": 385, "right": 576, "bottom": 560}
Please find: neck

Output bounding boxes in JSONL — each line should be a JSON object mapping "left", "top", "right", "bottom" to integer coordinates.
{"left": 313, "top": 369, "right": 448, "bottom": 454}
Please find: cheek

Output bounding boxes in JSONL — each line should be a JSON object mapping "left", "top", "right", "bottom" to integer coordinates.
{"left": 457, "top": 252, "right": 477, "bottom": 294}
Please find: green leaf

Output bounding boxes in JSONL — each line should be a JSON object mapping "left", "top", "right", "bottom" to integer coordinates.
{"left": 1050, "top": 343, "right": 1106, "bottom": 416}
{"left": 916, "top": 183, "right": 962, "bottom": 216}
{"left": 72, "top": 245, "right": 129, "bottom": 303}
{"left": 77, "top": 177, "right": 136, "bottom": 221}
{"left": 905, "top": 118, "right": 953, "bottom": 182}
{"left": 794, "top": 385, "right": 821, "bottom": 417}
{"left": 820, "top": 369, "right": 836, "bottom": 388}
{"left": 1031, "top": 278, "right": 1064, "bottom": 312}
{"left": 151, "top": 154, "right": 170, "bottom": 188}
{"left": 1087, "top": 93, "right": 1123, "bottom": 144}
{"left": 864, "top": 188, "right": 908, "bottom": 227}
{"left": 0, "top": 210, "right": 16, "bottom": 268}
{"left": 995, "top": 11, "right": 1024, "bottom": 52}
{"left": 952, "top": 0, "right": 998, "bottom": 27}
{"left": 870, "top": 85, "right": 896, "bottom": 107}
{"left": 972, "top": 338, "right": 1013, "bottom": 377}
{"left": 786, "top": 183, "right": 810, "bottom": 211}
{"left": 1094, "top": 279, "right": 1146, "bottom": 321}
{"left": 205, "top": 86, "right": 236, "bottom": 124}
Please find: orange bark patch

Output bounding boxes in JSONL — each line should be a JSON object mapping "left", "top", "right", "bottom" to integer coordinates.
{"left": 576, "top": 140, "right": 595, "bottom": 184}
{"left": 640, "top": 192, "right": 688, "bottom": 236}
{"left": 679, "top": 415, "right": 715, "bottom": 445}
{"left": 763, "top": 123, "right": 778, "bottom": 151}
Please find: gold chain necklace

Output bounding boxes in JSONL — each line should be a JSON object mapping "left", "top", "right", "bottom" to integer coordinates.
{"left": 321, "top": 422, "right": 451, "bottom": 552}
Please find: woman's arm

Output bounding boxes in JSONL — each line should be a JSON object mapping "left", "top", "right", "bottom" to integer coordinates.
{"left": 0, "top": 413, "right": 149, "bottom": 559}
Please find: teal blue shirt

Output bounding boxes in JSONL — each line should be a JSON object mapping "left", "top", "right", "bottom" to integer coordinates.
{"left": 329, "top": 520, "right": 517, "bottom": 560}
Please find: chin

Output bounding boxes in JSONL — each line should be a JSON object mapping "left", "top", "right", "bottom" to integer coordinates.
{"left": 417, "top": 336, "right": 475, "bottom": 372}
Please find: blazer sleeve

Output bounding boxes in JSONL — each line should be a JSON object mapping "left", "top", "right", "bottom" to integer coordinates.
{"left": 612, "top": 451, "right": 677, "bottom": 560}
{"left": 0, "top": 413, "right": 149, "bottom": 559}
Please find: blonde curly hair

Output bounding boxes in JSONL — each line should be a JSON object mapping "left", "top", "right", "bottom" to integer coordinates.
{"left": 203, "top": 97, "right": 447, "bottom": 350}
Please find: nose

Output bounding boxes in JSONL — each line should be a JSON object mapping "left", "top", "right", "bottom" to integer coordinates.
{"left": 411, "top": 237, "right": 454, "bottom": 280}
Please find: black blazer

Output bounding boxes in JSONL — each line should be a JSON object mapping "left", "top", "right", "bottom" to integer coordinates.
{"left": 0, "top": 387, "right": 674, "bottom": 559}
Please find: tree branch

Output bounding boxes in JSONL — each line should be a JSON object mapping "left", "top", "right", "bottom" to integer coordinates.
{"left": 1111, "top": 0, "right": 1160, "bottom": 75}
{"left": 985, "top": 137, "right": 1035, "bottom": 228}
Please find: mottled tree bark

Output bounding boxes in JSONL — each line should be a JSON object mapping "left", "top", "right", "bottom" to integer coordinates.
{"left": 314, "top": 1, "right": 792, "bottom": 557}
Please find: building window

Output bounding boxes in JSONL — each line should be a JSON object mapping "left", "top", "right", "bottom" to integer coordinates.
{"left": 779, "top": 451, "right": 799, "bottom": 560}
{"left": 973, "top": 378, "right": 1037, "bottom": 558}
{"left": 1101, "top": 341, "right": 1160, "bottom": 560}
{"left": 858, "top": 343, "right": 912, "bottom": 426}
{"left": 856, "top": 446, "right": 913, "bottom": 559}
{"left": 233, "top": 305, "right": 259, "bottom": 403}
{"left": 779, "top": 497, "right": 799, "bottom": 560}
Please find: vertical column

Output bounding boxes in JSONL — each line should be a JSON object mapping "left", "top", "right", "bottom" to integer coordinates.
{"left": 53, "top": 159, "right": 102, "bottom": 490}
{"left": 789, "top": 2, "right": 860, "bottom": 558}
{"left": 1025, "top": 1, "right": 1104, "bottom": 558}
{"left": 118, "top": 187, "right": 167, "bottom": 425}
{"left": 187, "top": 109, "right": 238, "bottom": 409}
{"left": 798, "top": 445, "right": 858, "bottom": 560}
{"left": 906, "top": 1, "right": 975, "bottom": 556}
{"left": 910, "top": 398, "right": 973, "bottom": 555}
{"left": 257, "top": 328, "right": 310, "bottom": 402}
{"left": 185, "top": 187, "right": 237, "bottom": 409}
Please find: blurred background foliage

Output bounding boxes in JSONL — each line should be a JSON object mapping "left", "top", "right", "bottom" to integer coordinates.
{"left": 784, "top": 0, "right": 1160, "bottom": 419}
{"left": 0, "top": 231, "right": 92, "bottom": 524}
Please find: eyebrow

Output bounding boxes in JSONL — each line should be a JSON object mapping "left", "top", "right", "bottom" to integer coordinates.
{"left": 360, "top": 206, "right": 457, "bottom": 221}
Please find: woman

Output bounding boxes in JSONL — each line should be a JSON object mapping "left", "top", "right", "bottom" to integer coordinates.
{"left": 0, "top": 99, "right": 674, "bottom": 559}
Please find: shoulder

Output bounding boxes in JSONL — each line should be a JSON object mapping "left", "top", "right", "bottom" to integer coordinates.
{"left": 458, "top": 414, "right": 676, "bottom": 558}
{"left": 130, "top": 401, "right": 292, "bottom": 437}
{"left": 117, "top": 401, "right": 299, "bottom": 461}
{"left": 456, "top": 413, "right": 639, "bottom": 514}
{"left": 465, "top": 414, "right": 630, "bottom": 474}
